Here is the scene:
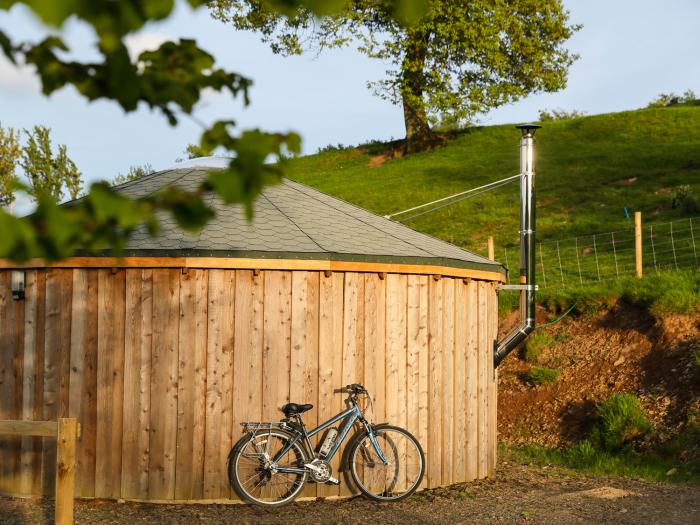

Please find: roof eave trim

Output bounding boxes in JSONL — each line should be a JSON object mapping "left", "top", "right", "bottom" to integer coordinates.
{"left": 0, "top": 253, "right": 506, "bottom": 282}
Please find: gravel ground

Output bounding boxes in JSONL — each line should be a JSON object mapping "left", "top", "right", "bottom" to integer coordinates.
{"left": 1, "top": 462, "right": 698, "bottom": 524}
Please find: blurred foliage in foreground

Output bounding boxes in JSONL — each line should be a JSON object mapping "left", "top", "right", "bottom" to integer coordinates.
{"left": 0, "top": 0, "right": 426, "bottom": 262}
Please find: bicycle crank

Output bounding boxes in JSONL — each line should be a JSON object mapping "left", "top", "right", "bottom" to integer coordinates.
{"left": 305, "top": 459, "right": 339, "bottom": 485}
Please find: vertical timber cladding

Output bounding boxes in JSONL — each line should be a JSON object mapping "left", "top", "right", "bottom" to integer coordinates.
{"left": 0, "top": 268, "right": 498, "bottom": 501}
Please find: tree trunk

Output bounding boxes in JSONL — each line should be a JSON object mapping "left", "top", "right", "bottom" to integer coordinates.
{"left": 402, "top": 90, "right": 435, "bottom": 152}
{"left": 401, "top": 30, "right": 436, "bottom": 153}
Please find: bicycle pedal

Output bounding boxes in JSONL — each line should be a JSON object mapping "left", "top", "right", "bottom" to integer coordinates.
{"left": 326, "top": 477, "right": 340, "bottom": 485}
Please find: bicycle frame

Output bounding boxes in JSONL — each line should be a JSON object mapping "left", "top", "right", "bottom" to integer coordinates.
{"left": 267, "top": 404, "right": 388, "bottom": 475}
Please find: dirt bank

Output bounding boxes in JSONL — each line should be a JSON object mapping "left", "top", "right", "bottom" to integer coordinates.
{"left": 497, "top": 305, "right": 700, "bottom": 448}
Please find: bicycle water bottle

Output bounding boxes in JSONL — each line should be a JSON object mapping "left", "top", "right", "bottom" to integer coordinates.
{"left": 319, "top": 428, "right": 338, "bottom": 458}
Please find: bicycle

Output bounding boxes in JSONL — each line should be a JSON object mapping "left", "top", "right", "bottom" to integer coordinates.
{"left": 227, "top": 383, "right": 425, "bottom": 507}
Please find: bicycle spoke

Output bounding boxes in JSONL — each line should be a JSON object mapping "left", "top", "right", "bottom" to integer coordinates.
{"left": 351, "top": 428, "right": 423, "bottom": 501}
{"left": 268, "top": 479, "right": 281, "bottom": 500}
{"left": 238, "top": 457, "right": 263, "bottom": 469}
{"left": 231, "top": 430, "right": 308, "bottom": 506}
{"left": 240, "top": 471, "right": 265, "bottom": 488}
{"left": 250, "top": 476, "right": 268, "bottom": 492}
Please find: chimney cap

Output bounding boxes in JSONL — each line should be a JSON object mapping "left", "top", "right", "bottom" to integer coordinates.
{"left": 516, "top": 123, "right": 541, "bottom": 135}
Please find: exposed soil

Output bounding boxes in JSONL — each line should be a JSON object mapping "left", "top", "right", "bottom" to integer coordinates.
{"left": 1, "top": 462, "right": 698, "bottom": 524}
{"left": 497, "top": 305, "right": 700, "bottom": 448}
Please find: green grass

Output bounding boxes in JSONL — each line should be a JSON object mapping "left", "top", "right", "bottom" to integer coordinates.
{"left": 496, "top": 269, "right": 700, "bottom": 317}
{"left": 503, "top": 397, "right": 700, "bottom": 483}
{"left": 536, "top": 269, "right": 700, "bottom": 316}
{"left": 590, "top": 393, "right": 651, "bottom": 451}
{"left": 287, "top": 106, "right": 700, "bottom": 317}
{"left": 288, "top": 106, "right": 700, "bottom": 255}
{"left": 520, "top": 366, "right": 560, "bottom": 386}
{"left": 502, "top": 442, "right": 700, "bottom": 483}
{"left": 522, "top": 331, "right": 555, "bottom": 363}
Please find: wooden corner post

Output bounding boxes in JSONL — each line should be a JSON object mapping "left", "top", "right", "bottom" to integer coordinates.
{"left": 0, "top": 418, "right": 80, "bottom": 524}
{"left": 487, "top": 236, "right": 495, "bottom": 261}
{"left": 56, "top": 418, "right": 80, "bottom": 525}
{"left": 635, "top": 212, "right": 642, "bottom": 278}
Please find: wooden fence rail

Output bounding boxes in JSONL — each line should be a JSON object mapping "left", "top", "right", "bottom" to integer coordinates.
{"left": 0, "top": 418, "right": 80, "bottom": 525}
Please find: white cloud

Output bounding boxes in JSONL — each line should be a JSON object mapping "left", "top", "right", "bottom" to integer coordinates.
{"left": 124, "top": 32, "right": 172, "bottom": 61}
{"left": 0, "top": 32, "right": 172, "bottom": 95}
{"left": 0, "top": 54, "right": 41, "bottom": 94}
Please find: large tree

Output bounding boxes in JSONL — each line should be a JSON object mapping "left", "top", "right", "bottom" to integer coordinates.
{"left": 0, "top": 123, "right": 21, "bottom": 207}
{"left": 21, "top": 125, "right": 83, "bottom": 201}
{"left": 1, "top": 123, "right": 82, "bottom": 206}
{"left": 212, "top": 0, "right": 579, "bottom": 151}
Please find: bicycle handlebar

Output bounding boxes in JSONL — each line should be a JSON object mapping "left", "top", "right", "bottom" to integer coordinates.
{"left": 334, "top": 384, "right": 367, "bottom": 395}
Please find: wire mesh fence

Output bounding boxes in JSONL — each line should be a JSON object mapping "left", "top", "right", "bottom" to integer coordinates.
{"left": 502, "top": 215, "right": 700, "bottom": 287}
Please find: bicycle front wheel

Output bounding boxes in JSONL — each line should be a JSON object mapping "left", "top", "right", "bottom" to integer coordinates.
{"left": 348, "top": 424, "right": 425, "bottom": 501}
{"left": 228, "top": 429, "right": 308, "bottom": 507}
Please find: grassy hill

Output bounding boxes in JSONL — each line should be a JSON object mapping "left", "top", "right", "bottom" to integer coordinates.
{"left": 287, "top": 106, "right": 700, "bottom": 258}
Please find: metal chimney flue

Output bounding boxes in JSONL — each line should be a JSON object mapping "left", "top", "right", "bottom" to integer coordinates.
{"left": 494, "top": 124, "right": 540, "bottom": 367}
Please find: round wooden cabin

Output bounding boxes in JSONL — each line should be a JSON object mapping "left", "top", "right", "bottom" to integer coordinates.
{"left": 0, "top": 166, "right": 505, "bottom": 503}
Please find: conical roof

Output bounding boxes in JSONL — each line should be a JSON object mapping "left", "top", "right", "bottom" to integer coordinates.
{"left": 111, "top": 166, "right": 505, "bottom": 276}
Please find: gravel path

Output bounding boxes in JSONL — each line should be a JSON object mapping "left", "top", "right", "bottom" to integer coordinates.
{"left": 1, "top": 462, "right": 697, "bottom": 524}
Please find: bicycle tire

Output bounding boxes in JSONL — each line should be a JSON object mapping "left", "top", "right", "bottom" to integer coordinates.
{"left": 347, "top": 424, "right": 425, "bottom": 502}
{"left": 228, "top": 428, "right": 309, "bottom": 507}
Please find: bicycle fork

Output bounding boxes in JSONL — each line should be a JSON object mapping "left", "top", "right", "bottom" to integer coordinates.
{"left": 366, "top": 425, "right": 390, "bottom": 466}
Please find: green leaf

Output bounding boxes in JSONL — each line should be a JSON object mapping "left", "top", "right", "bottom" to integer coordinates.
{"left": 0, "top": 0, "right": 361, "bottom": 262}
{"left": 0, "top": 30, "right": 15, "bottom": 63}
{"left": 258, "top": 0, "right": 347, "bottom": 16}
{"left": 155, "top": 186, "right": 215, "bottom": 232}
{"left": 204, "top": 128, "right": 299, "bottom": 217}
{"left": 87, "top": 182, "right": 145, "bottom": 229}
{"left": 393, "top": 0, "right": 429, "bottom": 25}
{"left": 200, "top": 120, "right": 238, "bottom": 152}
{"left": 0, "top": 210, "right": 37, "bottom": 262}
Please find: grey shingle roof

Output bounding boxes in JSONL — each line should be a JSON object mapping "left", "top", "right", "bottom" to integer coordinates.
{"left": 108, "top": 167, "right": 504, "bottom": 275}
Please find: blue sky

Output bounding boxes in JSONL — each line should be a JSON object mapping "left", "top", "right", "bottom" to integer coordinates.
{"left": 1, "top": 0, "right": 699, "bottom": 187}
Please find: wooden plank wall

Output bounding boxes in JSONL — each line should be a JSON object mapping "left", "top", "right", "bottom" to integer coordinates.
{"left": 0, "top": 271, "right": 22, "bottom": 494}
{"left": 0, "top": 269, "right": 498, "bottom": 501}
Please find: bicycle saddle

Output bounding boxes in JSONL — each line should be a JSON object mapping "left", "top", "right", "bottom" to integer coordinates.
{"left": 280, "top": 403, "right": 313, "bottom": 417}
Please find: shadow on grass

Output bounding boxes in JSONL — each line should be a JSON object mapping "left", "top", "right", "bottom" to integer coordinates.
{"left": 502, "top": 441, "right": 700, "bottom": 484}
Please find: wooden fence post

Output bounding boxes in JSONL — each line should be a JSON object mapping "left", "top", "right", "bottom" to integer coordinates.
{"left": 635, "top": 212, "right": 643, "bottom": 278}
{"left": 0, "top": 419, "right": 79, "bottom": 524}
{"left": 487, "top": 236, "right": 495, "bottom": 261}
{"left": 55, "top": 418, "right": 79, "bottom": 525}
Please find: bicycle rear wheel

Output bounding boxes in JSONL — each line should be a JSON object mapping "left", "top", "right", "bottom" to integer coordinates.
{"left": 228, "top": 429, "right": 308, "bottom": 507}
{"left": 348, "top": 424, "right": 425, "bottom": 501}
